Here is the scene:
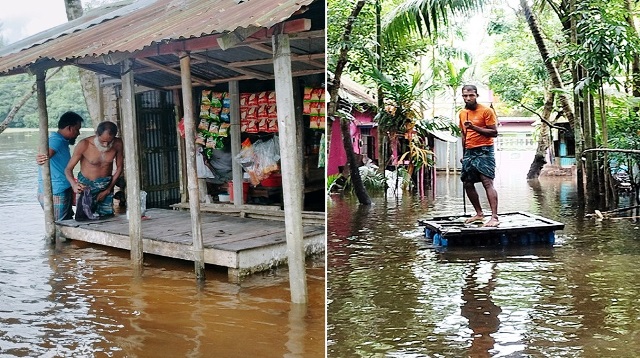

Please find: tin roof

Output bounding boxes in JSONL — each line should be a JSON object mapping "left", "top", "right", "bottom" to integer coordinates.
{"left": 0, "top": 0, "right": 325, "bottom": 89}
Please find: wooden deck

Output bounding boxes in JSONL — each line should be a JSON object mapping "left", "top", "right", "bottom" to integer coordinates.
{"left": 418, "top": 211, "right": 564, "bottom": 247}
{"left": 56, "top": 208, "right": 325, "bottom": 281}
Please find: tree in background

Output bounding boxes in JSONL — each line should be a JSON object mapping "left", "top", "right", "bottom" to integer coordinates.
{"left": 64, "top": 0, "right": 102, "bottom": 128}
{"left": 0, "top": 67, "right": 90, "bottom": 131}
{"left": 0, "top": 0, "right": 115, "bottom": 133}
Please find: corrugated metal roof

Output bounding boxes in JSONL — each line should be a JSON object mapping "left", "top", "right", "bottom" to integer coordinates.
{"left": 339, "top": 76, "right": 377, "bottom": 105}
{"left": 0, "top": 0, "right": 322, "bottom": 85}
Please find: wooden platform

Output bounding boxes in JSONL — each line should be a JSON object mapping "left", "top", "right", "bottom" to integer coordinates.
{"left": 56, "top": 208, "right": 325, "bottom": 281}
{"left": 418, "top": 211, "right": 564, "bottom": 247}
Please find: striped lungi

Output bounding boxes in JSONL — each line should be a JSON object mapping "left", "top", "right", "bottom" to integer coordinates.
{"left": 461, "top": 145, "right": 496, "bottom": 183}
{"left": 77, "top": 172, "right": 114, "bottom": 217}
{"left": 37, "top": 187, "right": 74, "bottom": 221}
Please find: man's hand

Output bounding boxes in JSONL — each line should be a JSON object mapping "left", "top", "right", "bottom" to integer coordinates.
{"left": 464, "top": 121, "right": 473, "bottom": 130}
{"left": 36, "top": 153, "right": 48, "bottom": 165}
{"left": 97, "top": 189, "right": 110, "bottom": 202}
{"left": 72, "top": 182, "right": 85, "bottom": 194}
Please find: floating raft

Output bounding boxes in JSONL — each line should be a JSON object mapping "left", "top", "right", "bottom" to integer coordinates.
{"left": 418, "top": 211, "right": 564, "bottom": 247}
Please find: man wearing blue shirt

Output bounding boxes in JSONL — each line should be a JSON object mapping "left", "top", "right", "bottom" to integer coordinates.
{"left": 37, "top": 112, "right": 84, "bottom": 220}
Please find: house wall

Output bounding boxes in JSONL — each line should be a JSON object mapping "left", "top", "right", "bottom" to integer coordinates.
{"left": 433, "top": 117, "right": 537, "bottom": 171}
{"left": 327, "top": 109, "right": 377, "bottom": 176}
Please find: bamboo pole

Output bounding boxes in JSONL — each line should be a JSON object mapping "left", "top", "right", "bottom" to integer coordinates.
{"left": 229, "top": 80, "right": 243, "bottom": 206}
{"left": 120, "top": 59, "right": 144, "bottom": 271}
{"left": 178, "top": 51, "right": 206, "bottom": 280}
{"left": 35, "top": 69, "right": 56, "bottom": 242}
{"left": 272, "top": 34, "right": 307, "bottom": 304}
{"left": 583, "top": 148, "right": 640, "bottom": 155}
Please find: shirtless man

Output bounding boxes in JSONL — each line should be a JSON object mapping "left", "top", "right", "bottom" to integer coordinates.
{"left": 65, "top": 121, "right": 123, "bottom": 218}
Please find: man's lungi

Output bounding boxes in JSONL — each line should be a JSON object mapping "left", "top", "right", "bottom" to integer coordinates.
{"left": 461, "top": 145, "right": 496, "bottom": 183}
{"left": 77, "top": 172, "right": 114, "bottom": 216}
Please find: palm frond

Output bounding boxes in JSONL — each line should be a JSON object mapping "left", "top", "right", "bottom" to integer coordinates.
{"left": 382, "top": 0, "right": 486, "bottom": 42}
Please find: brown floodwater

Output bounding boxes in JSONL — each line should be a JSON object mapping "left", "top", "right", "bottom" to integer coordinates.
{"left": 328, "top": 151, "right": 640, "bottom": 357}
{"left": 0, "top": 131, "right": 325, "bottom": 357}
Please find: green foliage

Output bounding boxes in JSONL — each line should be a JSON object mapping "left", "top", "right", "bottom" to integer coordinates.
{"left": 0, "top": 67, "right": 89, "bottom": 128}
{"left": 368, "top": 68, "right": 434, "bottom": 134}
{"left": 336, "top": 167, "right": 387, "bottom": 193}
{"left": 327, "top": 173, "right": 341, "bottom": 191}
{"left": 568, "top": 0, "right": 640, "bottom": 92}
{"left": 328, "top": 0, "right": 434, "bottom": 86}
{"left": 382, "top": 0, "right": 485, "bottom": 41}
{"left": 357, "top": 166, "right": 387, "bottom": 191}
{"left": 483, "top": 7, "right": 553, "bottom": 115}
{"left": 604, "top": 95, "right": 640, "bottom": 150}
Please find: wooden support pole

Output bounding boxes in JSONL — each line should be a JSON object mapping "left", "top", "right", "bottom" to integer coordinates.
{"left": 120, "top": 59, "right": 144, "bottom": 271}
{"left": 172, "top": 89, "right": 188, "bottom": 203}
{"left": 272, "top": 34, "right": 307, "bottom": 304}
{"left": 229, "top": 80, "right": 243, "bottom": 205}
{"left": 36, "top": 69, "right": 55, "bottom": 242}
{"left": 179, "top": 51, "right": 206, "bottom": 280}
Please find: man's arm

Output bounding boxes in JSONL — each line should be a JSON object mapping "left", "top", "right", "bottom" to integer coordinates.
{"left": 97, "top": 139, "right": 124, "bottom": 202}
{"left": 108, "top": 139, "right": 124, "bottom": 192}
{"left": 465, "top": 123, "right": 498, "bottom": 138}
{"left": 36, "top": 148, "right": 57, "bottom": 165}
{"left": 65, "top": 139, "right": 87, "bottom": 193}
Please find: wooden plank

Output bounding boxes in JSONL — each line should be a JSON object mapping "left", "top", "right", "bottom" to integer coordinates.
{"left": 55, "top": 208, "right": 325, "bottom": 280}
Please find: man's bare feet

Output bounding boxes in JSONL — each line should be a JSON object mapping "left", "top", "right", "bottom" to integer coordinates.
{"left": 483, "top": 217, "right": 500, "bottom": 227}
{"left": 464, "top": 214, "right": 484, "bottom": 224}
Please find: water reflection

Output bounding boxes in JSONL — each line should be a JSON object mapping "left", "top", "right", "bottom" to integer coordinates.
{"left": 328, "top": 154, "right": 640, "bottom": 357}
{"left": 460, "top": 262, "right": 500, "bottom": 357}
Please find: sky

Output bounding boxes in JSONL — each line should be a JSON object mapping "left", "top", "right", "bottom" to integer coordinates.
{"left": 0, "top": 1, "right": 68, "bottom": 45}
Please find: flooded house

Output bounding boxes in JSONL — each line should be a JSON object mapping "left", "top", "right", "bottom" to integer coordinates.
{"left": 0, "top": 0, "right": 326, "bottom": 302}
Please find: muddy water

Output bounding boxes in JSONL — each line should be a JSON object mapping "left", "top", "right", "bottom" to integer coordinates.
{"left": 328, "top": 151, "right": 640, "bottom": 357}
{"left": 0, "top": 131, "right": 325, "bottom": 357}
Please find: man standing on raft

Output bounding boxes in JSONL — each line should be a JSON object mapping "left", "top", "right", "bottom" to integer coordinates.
{"left": 459, "top": 84, "right": 499, "bottom": 227}
{"left": 65, "top": 121, "right": 123, "bottom": 219}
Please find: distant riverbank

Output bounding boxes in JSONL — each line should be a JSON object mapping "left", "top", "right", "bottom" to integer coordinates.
{"left": 2, "top": 128, "right": 94, "bottom": 134}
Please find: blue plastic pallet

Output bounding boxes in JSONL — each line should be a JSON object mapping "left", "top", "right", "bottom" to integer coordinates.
{"left": 418, "top": 211, "right": 564, "bottom": 247}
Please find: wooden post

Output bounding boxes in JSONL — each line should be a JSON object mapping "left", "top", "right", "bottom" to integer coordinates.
{"left": 272, "top": 34, "right": 307, "bottom": 304}
{"left": 120, "top": 59, "right": 144, "bottom": 271}
{"left": 179, "top": 51, "right": 206, "bottom": 280}
{"left": 293, "top": 80, "right": 305, "bottom": 202}
{"left": 35, "top": 69, "right": 55, "bottom": 242}
{"left": 229, "top": 80, "right": 243, "bottom": 206}
{"left": 172, "top": 89, "right": 188, "bottom": 203}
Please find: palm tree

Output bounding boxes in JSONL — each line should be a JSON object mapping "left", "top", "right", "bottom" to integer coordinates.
{"left": 441, "top": 58, "right": 470, "bottom": 173}
{"left": 383, "top": 0, "right": 486, "bottom": 40}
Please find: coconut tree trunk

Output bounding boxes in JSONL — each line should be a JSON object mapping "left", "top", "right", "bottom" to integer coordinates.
{"left": 327, "top": 0, "right": 371, "bottom": 205}
{"left": 527, "top": 90, "right": 555, "bottom": 179}
{"left": 341, "top": 116, "right": 371, "bottom": 205}
{"left": 521, "top": 0, "right": 576, "bottom": 130}
{"left": 625, "top": 0, "right": 640, "bottom": 97}
{"left": 522, "top": 0, "right": 583, "bottom": 191}
{"left": 64, "top": 0, "right": 101, "bottom": 127}
{"left": 64, "top": 0, "right": 83, "bottom": 18}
